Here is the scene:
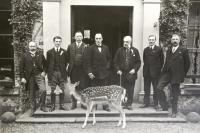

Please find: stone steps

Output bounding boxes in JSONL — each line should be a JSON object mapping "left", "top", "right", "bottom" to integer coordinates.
{"left": 16, "top": 116, "right": 186, "bottom": 123}
{"left": 16, "top": 103, "right": 187, "bottom": 123}
{"left": 33, "top": 109, "right": 169, "bottom": 118}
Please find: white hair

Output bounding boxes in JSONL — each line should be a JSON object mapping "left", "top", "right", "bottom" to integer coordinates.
{"left": 29, "top": 41, "right": 36, "bottom": 46}
{"left": 123, "top": 36, "right": 132, "bottom": 42}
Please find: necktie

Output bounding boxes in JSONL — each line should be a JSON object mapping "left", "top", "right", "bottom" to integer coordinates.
{"left": 97, "top": 45, "right": 102, "bottom": 52}
{"left": 77, "top": 43, "right": 80, "bottom": 48}
{"left": 172, "top": 47, "right": 176, "bottom": 53}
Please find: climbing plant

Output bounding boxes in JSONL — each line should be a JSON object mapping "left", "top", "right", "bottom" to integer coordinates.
{"left": 159, "top": 0, "right": 189, "bottom": 46}
{"left": 10, "top": 0, "right": 42, "bottom": 112}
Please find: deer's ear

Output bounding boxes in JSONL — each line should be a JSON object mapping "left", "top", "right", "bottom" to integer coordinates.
{"left": 76, "top": 81, "right": 80, "bottom": 86}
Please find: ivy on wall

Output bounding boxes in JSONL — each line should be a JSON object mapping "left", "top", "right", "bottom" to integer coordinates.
{"left": 10, "top": 0, "right": 42, "bottom": 112}
{"left": 159, "top": 0, "right": 189, "bottom": 46}
{"left": 10, "top": 0, "right": 42, "bottom": 51}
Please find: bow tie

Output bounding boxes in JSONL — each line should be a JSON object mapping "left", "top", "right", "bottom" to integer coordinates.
{"left": 97, "top": 45, "right": 102, "bottom": 48}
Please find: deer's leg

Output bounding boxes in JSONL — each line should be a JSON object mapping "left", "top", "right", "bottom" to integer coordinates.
{"left": 92, "top": 103, "right": 96, "bottom": 126}
{"left": 82, "top": 102, "right": 93, "bottom": 128}
{"left": 110, "top": 102, "right": 122, "bottom": 127}
{"left": 122, "top": 109, "right": 126, "bottom": 128}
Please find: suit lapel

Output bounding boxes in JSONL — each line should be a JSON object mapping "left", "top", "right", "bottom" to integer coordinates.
{"left": 168, "top": 47, "right": 181, "bottom": 63}
{"left": 27, "top": 52, "right": 33, "bottom": 62}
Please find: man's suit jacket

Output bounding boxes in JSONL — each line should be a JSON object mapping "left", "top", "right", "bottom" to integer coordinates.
{"left": 84, "top": 44, "right": 111, "bottom": 79}
{"left": 162, "top": 46, "right": 190, "bottom": 84}
{"left": 143, "top": 45, "right": 164, "bottom": 78}
{"left": 66, "top": 42, "right": 88, "bottom": 75}
{"left": 46, "top": 48, "right": 68, "bottom": 81}
{"left": 20, "top": 50, "right": 46, "bottom": 80}
{"left": 114, "top": 47, "right": 141, "bottom": 80}
{"left": 20, "top": 50, "right": 46, "bottom": 90}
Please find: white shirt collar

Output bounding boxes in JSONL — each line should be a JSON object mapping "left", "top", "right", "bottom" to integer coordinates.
{"left": 29, "top": 51, "right": 36, "bottom": 55}
{"left": 76, "top": 42, "right": 82, "bottom": 47}
{"left": 54, "top": 47, "right": 60, "bottom": 51}
{"left": 150, "top": 45, "right": 155, "bottom": 49}
{"left": 172, "top": 45, "right": 179, "bottom": 51}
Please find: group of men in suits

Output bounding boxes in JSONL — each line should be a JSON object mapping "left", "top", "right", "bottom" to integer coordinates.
{"left": 140, "top": 34, "right": 190, "bottom": 118}
{"left": 20, "top": 32, "right": 190, "bottom": 117}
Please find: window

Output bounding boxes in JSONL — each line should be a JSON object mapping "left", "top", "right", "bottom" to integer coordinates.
{"left": 186, "top": 1, "right": 200, "bottom": 83}
{"left": 0, "top": 0, "right": 13, "bottom": 81}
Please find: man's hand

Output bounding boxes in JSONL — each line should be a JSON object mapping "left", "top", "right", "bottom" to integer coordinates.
{"left": 129, "top": 69, "right": 135, "bottom": 74}
{"left": 117, "top": 70, "right": 122, "bottom": 75}
{"left": 21, "top": 78, "right": 26, "bottom": 84}
{"left": 41, "top": 72, "right": 46, "bottom": 77}
{"left": 88, "top": 73, "right": 95, "bottom": 80}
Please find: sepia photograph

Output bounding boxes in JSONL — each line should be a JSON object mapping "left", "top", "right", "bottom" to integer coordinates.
{"left": 0, "top": 0, "right": 200, "bottom": 133}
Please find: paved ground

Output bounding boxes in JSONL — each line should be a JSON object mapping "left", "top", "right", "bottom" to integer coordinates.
{"left": 1, "top": 122, "right": 200, "bottom": 133}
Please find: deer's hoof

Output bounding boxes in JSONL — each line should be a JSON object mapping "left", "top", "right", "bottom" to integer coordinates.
{"left": 82, "top": 124, "right": 86, "bottom": 129}
{"left": 92, "top": 121, "right": 96, "bottom": 126}
{"left": 122, "top": 124, "right": 126, "bottom": 129}
{"left": 117, "top": 122, "right": 122, "bottom": 127}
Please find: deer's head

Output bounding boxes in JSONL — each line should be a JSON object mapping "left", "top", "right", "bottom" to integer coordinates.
{"left": 67, "top": 77, "right": 80, "bottom": 94}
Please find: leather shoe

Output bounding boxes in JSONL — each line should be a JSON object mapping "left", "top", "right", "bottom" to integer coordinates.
{"left": 70, "top": 104, "right": 77, "bottom": 110}
{"left": 81, "top": 104, "right": 87, "bottom": 110}
{"left": 49, "top": 105, "right": 55, "bottom": 112}
{"left": 60, "top": 105, "right": 69, "bottom": 111}
{"left": 139, "top": 104, "right": 149, "bottom": 108}
{"left": 40, "top": 106, "right": 48, "bottom": 112}
{"left": 103, "top": 107, "right": 111, "bottom": 112}
{"left": 162, "top": 108, "right": 168, "bottom": 111}
{"left": 127, "top": 106, "right": 133, "bottom": 110}
{"left": 154, "top": 105, "right": 159, "bottom": 111}
{"left": 171, "top": 113, "right": 177, "bottom": 118}
{"left": 123, "top": 105, "right": 133, "bottom": 110}
{"left": 30, "top": 109, "right": 34, "bottom": 117}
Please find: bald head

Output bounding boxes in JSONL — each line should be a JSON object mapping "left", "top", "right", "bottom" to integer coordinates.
{"left": 28, "top": 41, "right": 37, "bottom": 52}
{"left": 95, "top": 33, "right": 103, "bottom": 45}
{"left": 123, "top": 36, "right": 132, "bottom": 48}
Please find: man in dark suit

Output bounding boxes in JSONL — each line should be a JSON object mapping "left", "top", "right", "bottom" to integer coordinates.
{"left": 47, "top": 36, "right": 69, "bottom": 112}
{"left": 157, "top": 34, "right": 190, "bottom": 118}
{"left": 66, "top": 31, "right": 88, "bottom": 110}
{"left": 84, "top": 33, "right": 111, "bottom": 111}
{"left": 20, "top": 41, "right": 48, "bottom": 116}
{"left": 140, "top": 35, "right": 164, "bottom": 109}
{"left": 114, "top": 36, "right": 141, "bottom": 110}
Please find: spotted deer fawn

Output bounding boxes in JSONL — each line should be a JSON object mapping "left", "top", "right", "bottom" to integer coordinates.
{"left": 67, "top": 78, "right": 127, "bottom": 128}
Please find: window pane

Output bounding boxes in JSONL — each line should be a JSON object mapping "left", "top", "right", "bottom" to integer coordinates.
{"left": 0, "top": 0, "right": 11, "bottom": 10}
{"left": 0, "top": 36, "right": 13, "bottom": 58}
{"left": 0, "top": 11, "right": 12, "bottom": 34}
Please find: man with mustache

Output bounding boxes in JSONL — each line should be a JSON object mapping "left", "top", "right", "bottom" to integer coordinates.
{"left": 140, "top": 35, "right": 164, "bottom": 110}
{"left": 66, "top": 31, "right": 88, "bottom": 110}
{"left": 157, "top": 34, "right": 190, "bottom": 118}
{"left": 114, "top": 36, "right": 141, "bottom": 110}
{"left": 20, "top": 41, "right": 48, "bottom": 116}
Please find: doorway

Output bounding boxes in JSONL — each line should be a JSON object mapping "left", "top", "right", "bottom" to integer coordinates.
{"left": 71, "top": 6, "right": 133, "bottom": 59}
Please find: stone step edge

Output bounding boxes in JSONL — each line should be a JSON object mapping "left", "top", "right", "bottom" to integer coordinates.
{"left": 16, "top": 117, "right": 186, "bottom": 123}
{"left": 34, "top": 111, "right": 169, "bottom": 115}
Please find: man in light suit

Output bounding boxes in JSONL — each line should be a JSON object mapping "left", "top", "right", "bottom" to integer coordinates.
{"left": 20, "top": 41, "right": 48, "bottom": 116}
{"left": 140, "top": 35, "right": 164, "bottom": 109}
{"left": 157, "top": 34, "right": 190, "bottom": 117}
{"left": 47, "top": 36, "right": 69, "bottom": 112}
{"left": 84, "top": 33, "right": 111, "bottom": 111}
{"left": 66, "top": 31, "right": 88, "bottom": 110}
{"left": 114, "top": 36, "right": 141, "bottom": 110}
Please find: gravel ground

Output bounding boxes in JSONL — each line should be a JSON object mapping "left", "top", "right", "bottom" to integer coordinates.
{"left": 1, "top": 122, "right": 200, "bottom": 133}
